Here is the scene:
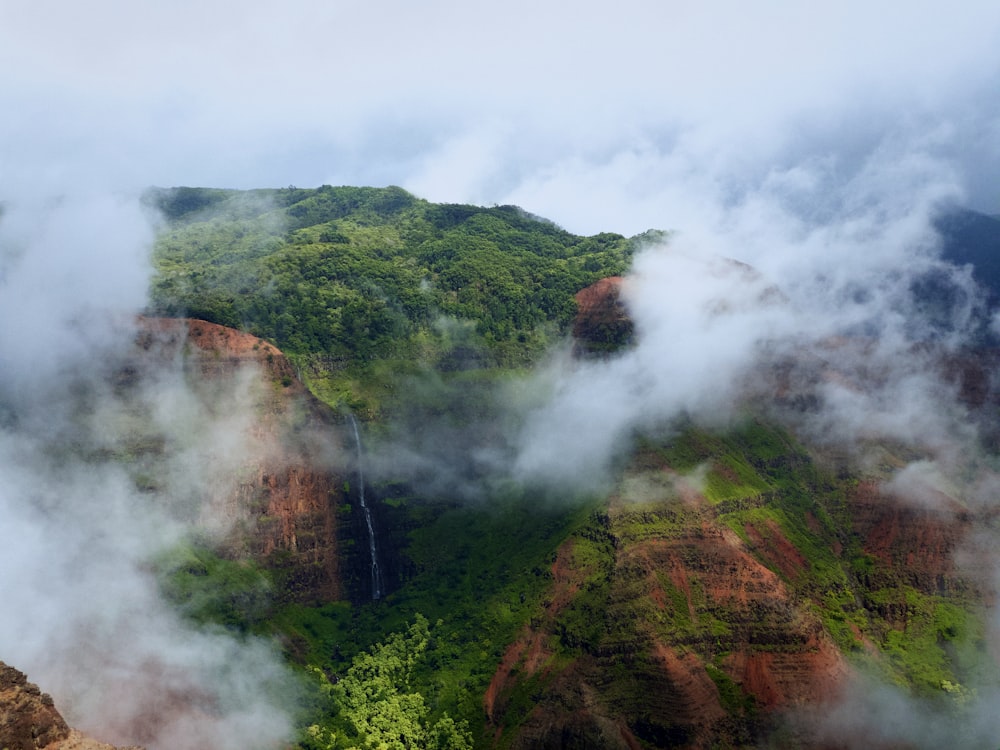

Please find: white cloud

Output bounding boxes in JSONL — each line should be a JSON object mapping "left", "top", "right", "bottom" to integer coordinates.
{"left": 1, "top": 0, "right": 998, "bottom": 223}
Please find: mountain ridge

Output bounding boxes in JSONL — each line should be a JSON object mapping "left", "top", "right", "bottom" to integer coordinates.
{"left": 5, "top": 187, "right": 1000, "bottom": 748}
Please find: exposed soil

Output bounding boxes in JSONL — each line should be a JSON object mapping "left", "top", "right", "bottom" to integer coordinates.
{"left": 743, "top": 519, "right": 809, "bottom": 582}
{"left": 0, "top": 662, "right": 142, "bottom": 750}
{"left": 134, "top": 318, "right": 345, "bottom": 603}
{"left": 572, "top": 276, "right": 634, "bottom": 356}
{"left": 491, "top": 479, "right": 851, "bottom": 748}
{"left": 850, "top": 479, "right": 973, "bottom": 596}
{"left": 484, "top": 538, "right": 586, "bottom": 722}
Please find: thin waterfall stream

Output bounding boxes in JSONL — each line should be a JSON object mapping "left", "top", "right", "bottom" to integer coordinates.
{"left": 348, "top": 414, "right": 384, "bottom": 600}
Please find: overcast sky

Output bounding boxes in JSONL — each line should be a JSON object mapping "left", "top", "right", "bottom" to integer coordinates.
{"left": 1, "top": 0, "right": 998, "bottom": 235}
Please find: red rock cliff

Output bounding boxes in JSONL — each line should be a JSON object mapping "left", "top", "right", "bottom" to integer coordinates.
{"left": 134, "top": 318, "right": 345, "bottom": 603}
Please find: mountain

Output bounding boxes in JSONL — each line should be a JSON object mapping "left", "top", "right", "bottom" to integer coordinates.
{"left": 5, "top": 187, "right": 1000, "bottom": 749}
{"left": 143, "top": 185, "right": 637, "bottom": 385}
{"left": 129, "top": 305, "right": 991, "bottom": 748}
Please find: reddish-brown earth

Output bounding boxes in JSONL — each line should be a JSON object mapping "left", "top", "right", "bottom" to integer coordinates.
{"left": 0, "top": 662, "right": 142, "bottom": 750}
{"left": 488, "top": 480, "right": 851, "bottom": 748}
{"left": 572, "top": 276, "right": 633, "bottom": 356}
{"left": 850, "top": 480, "right": 973, "bottom": 594}
{"left": 479, "top": 277, "right": 997, "bottom": 747}
{"left": 134, "top": 317, "right": 345, "bottom": 602}
{"left": 629, "top": 524, "right": 847, "bottom": 737}
{"left": 484, "top": 539, "right": 586, "bottom": 725}
{"left": 743, "top": 519, "right": 809, "bottom": 582}
{"left": 846, "top": 478, "right": 985, "bottom": 638}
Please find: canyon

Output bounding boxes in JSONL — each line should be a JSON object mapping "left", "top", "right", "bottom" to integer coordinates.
{"left": 4, "top": 278, "right": 995, "bottom": 749}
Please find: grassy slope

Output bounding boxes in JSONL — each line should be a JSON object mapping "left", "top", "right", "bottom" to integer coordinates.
{"left": 648, "top": 420, "right": 987, "bottom": 691}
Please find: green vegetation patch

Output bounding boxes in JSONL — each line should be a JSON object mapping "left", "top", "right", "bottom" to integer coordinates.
{"left": 272, "top": 492, "right": 598, "bottom": 745}
{"left": 155, "top": 542, "right": 276, "bottom": 632}
{"left": 552, "top": 516, "right": 617, "bottom": 654}
{"left": 147, "top": 185, "right": 639, "bottom": 414}
{"left": 705, "top": 662, "right": 756, "bottom": 717}
{"left": 865, "top": 586, "right": 989, "bottom": 696}
{"left": 302, "top": 614, "right": 474, "bottom": 750}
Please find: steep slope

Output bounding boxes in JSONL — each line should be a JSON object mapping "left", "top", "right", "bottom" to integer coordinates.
{"left": 0, "top": 662, "right": 142, "bottom": 750}
{"left": 504, "top": 276, "right": 996, "bottom": 745}
{"left": 483, "top": 420, "right": 994, "bottom": 748}
{"left": 485, "top": 428, "right": 851, "bottom": 748}
{"left": 131, "top": 317, "right": 348, "bottom": 603}
{"left": 132, "top": 193, "right": 1000, "bottom": 748}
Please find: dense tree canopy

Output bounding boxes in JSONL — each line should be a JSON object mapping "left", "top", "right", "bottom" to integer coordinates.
{"left": 146, "top": 186, "right": 641, "bottom": 368}
{"left": 303, "top": 614, "right": 473, "bottom": 750}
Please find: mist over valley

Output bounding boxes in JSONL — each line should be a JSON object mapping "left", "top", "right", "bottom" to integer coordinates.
{"left": 4, "top": 2, "right": 1000, "bottom": 748}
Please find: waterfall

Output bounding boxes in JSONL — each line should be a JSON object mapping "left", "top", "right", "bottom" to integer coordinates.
{"left": 348, "top": 414, "right": 384, "bottom": 600}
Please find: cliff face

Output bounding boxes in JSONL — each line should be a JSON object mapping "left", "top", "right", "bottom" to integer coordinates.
{"left": 0, "top": 662, "right": 141, "bottom": 750}
{"left": 132, "top": 318, "right": 346, "bottom": 603}
{"left": 461, "top": 276, "right": 1000, "bottom": 747}
{"left": 485, "top": 407, "right": 990, "bottom": 749}
{"left": 487, "top": 454, "right": 992, "bottom": 747}
{"left": 486, "top": 457, "right": 850, "bottom": 748}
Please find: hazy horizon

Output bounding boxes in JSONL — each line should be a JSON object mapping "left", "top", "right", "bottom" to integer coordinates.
{"left": 2, "top": 1, "right": 999, "bottom": 235}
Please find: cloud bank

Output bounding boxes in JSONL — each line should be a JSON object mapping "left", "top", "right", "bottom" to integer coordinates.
{"left": 513, "top": 139, "right": 981, "bottom": 483}
{"left": 0, "top": 197, "right": 296, "bottom": 749}
{"left": 1, "top": 1, "right": 998, "bottom": 231}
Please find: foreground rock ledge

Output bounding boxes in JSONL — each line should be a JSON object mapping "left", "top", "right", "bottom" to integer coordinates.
{"left": 0, "top": 662, "right": 143, "bottom": 750}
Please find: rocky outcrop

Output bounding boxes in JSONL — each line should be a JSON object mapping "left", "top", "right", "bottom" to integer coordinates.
{"left": 132, "top": 318, "right": 346, "bottom": 603}
{"left": 0, "top": 662, "right": 141, "bottom": 750}
{"left": 487, "top": 471, "right": 851, "bottom": 749}
{"left": 0, "top": 662, "right": 69, "bottom": 750}
{"left": 572, "top": 277, "right": 633, "bottom": 357}
{"left": 485, "top": 412, "right": 998, "bottom": 748}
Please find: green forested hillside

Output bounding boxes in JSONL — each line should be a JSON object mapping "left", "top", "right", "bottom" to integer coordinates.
{"left": 147, "top": 186, "right": 637, "bottom": 409}
{"left": 146, "top": 187, "right": 995, "bottom": 749}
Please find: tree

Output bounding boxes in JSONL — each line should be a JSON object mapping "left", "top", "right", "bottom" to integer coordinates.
{"left": 308, "top": 615, "right": 473, "bottom": 750}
